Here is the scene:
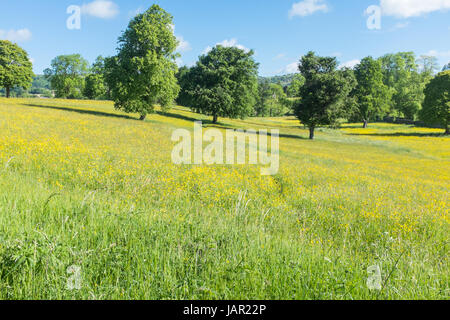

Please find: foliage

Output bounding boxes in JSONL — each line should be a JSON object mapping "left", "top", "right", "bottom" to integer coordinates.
{"left": 182, "top": 45, "right": 259, "bottom": 123}
{"left": 351, "top": 57, "right": 391, "bottom": 127}
{"left": 175, "top": 65, "right": 192, "bottom": 107}
{"left": 256, "top": 82, "right": 290, "bottom": 117}
{"left": 379, "top": 52, "right": 424, "bottom": 120}
{"left": 0, "top": 40, "right": 34, "bottom": 98}
{"left": 105, "top": 5, "right": 180, "bottom": 120}
{"left": 294, "top": 51, "right": 356, "bottom": 139}
{"left": 286, "top": 74, "right": 305, "bottom": 98}
{"left": 83, "top": 56, "right": 107, "bottom": 100}
{"left": 420, "top": 70, "right": 450, "bottom": 134}
{"left": 44, "top": 54, "right": 89, "bottom": 99}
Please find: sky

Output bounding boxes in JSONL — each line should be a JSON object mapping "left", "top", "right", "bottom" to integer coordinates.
{"left": 1, "top": 0, "right": 449, "bottom": 76}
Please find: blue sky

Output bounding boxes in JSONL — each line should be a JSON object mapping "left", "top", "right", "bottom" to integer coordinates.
{"left": 1, "top": 0, "right": 449, "bottom": 76}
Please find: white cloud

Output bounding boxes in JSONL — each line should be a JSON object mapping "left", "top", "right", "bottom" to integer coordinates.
{"left": 177, "top": 35, "right": 191, "bottom": 52}
{"left": 170, "top": 25, "right": 191, "bottom": 53}
{"left": 339, "top": 59, "right": 360, "bottom": 69}
{"left": 0, "top": 28, "right": 32, "bottom": 42}
{"left": 426, "top": 50, "right": 450, "bottom": 57}
{"left": 81, "top": 0, "right": 119, "bottom": 19}
{"left": 289, "top": 0, "right": 329, "bottom": 18}
{"left": 203, "top": 38, "right": 250, "bottom": 54}
{"left": 380, "top": 0, "right": 450, "bottom": 18}
{"left": 284, "top": 62, "right": 299, "bottom": 73}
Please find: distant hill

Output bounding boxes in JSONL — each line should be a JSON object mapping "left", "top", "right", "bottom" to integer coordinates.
{"left": 258, "top": 74, "right": 297, "bottom": 87}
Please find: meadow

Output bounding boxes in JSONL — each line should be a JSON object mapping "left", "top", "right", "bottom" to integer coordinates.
{"left": 0, "top": 97, "right": 448, "bottom": 300}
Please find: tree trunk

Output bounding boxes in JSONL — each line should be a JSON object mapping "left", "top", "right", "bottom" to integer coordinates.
{"left": 213, "top": 114, "right": 218, "bottom": 124}
{"left": 445, "top": 126, "right": 449, "bottom": 135}
{"left": 6, "top": 87, "right": 10, "bottom": 98}
{"left": 363, "top": 120, "right": 368, "bottom": 128}
{"left": 309, "top": 126, "right": 315, "bottom": 140}
{"left": 139, "top": 114, "right": 146, "bottom": 121}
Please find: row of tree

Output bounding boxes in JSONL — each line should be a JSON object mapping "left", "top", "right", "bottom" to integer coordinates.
{"left": 0, "top": 5, "right": 448, "bottom": 137}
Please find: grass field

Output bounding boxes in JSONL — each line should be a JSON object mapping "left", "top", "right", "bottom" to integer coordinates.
{"left": 0, "top": 97, "right": 448, "bottom": 300}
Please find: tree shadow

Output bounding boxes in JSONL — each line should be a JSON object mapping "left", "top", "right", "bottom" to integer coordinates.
{"left": 155, "top": 110, "right": 205, "bottom": 123}
{"left": 348, "top": 132, "right": 447, "bottom": 138}
{"left": 23, "top": 103, "right": 138, "bottom": 121}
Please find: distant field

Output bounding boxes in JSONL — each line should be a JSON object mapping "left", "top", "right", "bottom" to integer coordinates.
{"left": 0, "top": 98, "right": 448, "bottom": 299}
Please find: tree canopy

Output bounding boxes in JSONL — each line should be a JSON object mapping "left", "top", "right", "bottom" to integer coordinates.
{"left": 105, "top": 4, "right": 180, "bottom": 120}
{"left": 44, "top": 54, "right": 89, "bottom": 99}
{"left": 0, "top": 40, "right": 34, "bottom": 98}
{"left": 286, "top": 74, "right": 305, "bottom": 98}
{"left": 84, "top": 56, "right": 108, "bottom": 100}
{"left": 182, "top": 45, "right": 259, "bottom": 123}
{"left": 420, "top": 71, "right": 450, "bottom": 134}
{"left": 379, "top": 52, "right": 424, "bottom": 120}
{"left": 256, "top": 82, "right": 290, "bottom": 117}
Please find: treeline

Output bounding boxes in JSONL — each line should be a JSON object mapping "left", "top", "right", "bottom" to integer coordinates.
{"left": 0, "top": 5, "right": 448, "bottom": 137}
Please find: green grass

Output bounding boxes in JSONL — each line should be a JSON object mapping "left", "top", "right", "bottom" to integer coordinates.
{"left": 0, "top": 98, "right": 448, "bottom": 300}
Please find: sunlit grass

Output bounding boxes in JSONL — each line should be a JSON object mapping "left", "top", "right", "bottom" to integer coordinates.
{"left": 0, "top": 97, "right": 448, "bottom": 300}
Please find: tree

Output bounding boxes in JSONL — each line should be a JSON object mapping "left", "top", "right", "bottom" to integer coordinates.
{"left": 294, "top": 52, "right": 356, "bottom": 139}
{"left": 0, "top": 40, "right": 34, "bottom": 98}
{"left": 175, "top": 65, "right": 192, "bottom": 107}
{"left": 418, "top": 55, "right": 439, "bottom": 78}
{"left": 255, "top": 79, "right": 271, "bottom": 116}
{"left": 420, "top": 71, "right": 450, "bottom": 134}
{"left": 105, "top": 5, "right": 180, "bottom": 120}
{"left": 256, "top": 82, "right": 290, "bottom": 117}
{"left": 352, "top": 57, "right": 391, "bottom": 128}
{"left": 286, "top": 74, "right": 305, "bottom": 98}
{"left": 183, "top": 45, "right": 258, "bottom": 123}
{"left": 379, "top": 52, "right": 424, "bottom": 120}
{"left": 83, "top": 56, "right": 107, "bottom": 100}
{"left": 44, "top": 54, "right": 89, "bottom": 99}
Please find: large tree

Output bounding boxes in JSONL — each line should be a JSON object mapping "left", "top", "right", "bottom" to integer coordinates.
{"left": 183, "top": 45, "right": 258, "bottom": 123}
{"left": 105, "top": 5, "right": 180, "bottom": 120}
{"left": 294, "top": 52, "right": 356, "bottom": 139}
{"left": 352, "top": 57, "right": 391, "bottom": 128}
{"left": 420, "top": 71, "right": 450, "bottom": 134}
{"left": 44, "top": 54, "right": 89, "bottom": 99}
{"left": 0, "top": 40, "right": 34, "bottom": 98}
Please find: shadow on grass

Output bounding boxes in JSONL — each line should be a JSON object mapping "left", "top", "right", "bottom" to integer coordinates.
{"left": 23, "top": 103, "right": 309, "bottom": 140}
{"left": 348, "top": 132, "right": 447, "bottom": 138}
{"left": 24, "top": 103, "right": 138, "bottom": 121}
{"left": 155, "top": 110, "right": 205, "bottom": 124}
